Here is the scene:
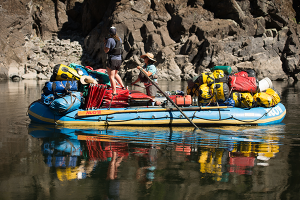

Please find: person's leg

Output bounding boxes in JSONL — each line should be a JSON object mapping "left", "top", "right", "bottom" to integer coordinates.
{"left": 145, "top": 85, "right": 151, "bottom": 96}
{"left": 147, "top": 84, "right": 157, "bottom": 98}
{"left": 107, "top": 67, "right": 117, "bottom": 94}
{"left": 114, "top": 71, "right": 124, "bottom": 89}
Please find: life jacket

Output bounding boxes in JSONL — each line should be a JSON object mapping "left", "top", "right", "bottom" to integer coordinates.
{"left": 108, "top": 37, "right": 122, "bottom": 55}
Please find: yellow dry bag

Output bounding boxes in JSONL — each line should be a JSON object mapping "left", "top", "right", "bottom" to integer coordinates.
{"left": 253, "top": 88, "right": 280, "bottom": 107}
{"left": 210, "top": 82, "right": 230, "bottom": 103}
{"left": 50, "top": 64, "right": 80, "bottom": 81}
{"left": 198, "top": 84, "right": 214, "bottom": 104}
{"left": 197, "top": 72, "right": 215, "bottom": 86}
{"left": 231, "top": 92, "right": 254, "bottom": 108}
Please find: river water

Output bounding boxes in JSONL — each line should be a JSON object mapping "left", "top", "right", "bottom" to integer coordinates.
{"left": 0, "top": 79, "right": 299, "bottom": 200}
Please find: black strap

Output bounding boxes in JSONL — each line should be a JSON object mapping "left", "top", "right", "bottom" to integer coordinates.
{"left": 65, "top": 81, "right": 70, "bottom": 93}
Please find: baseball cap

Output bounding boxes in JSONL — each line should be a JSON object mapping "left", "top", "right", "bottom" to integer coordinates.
{"left": 109, "top": 26, "right": 117, "bottom": 35}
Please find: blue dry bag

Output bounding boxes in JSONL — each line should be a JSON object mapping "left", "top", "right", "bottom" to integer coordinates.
{"left": 43, "top": 81, "right": 78, "bottom": 95}
{"left": 49, "top": 92, "right": 82, "bottom": 115}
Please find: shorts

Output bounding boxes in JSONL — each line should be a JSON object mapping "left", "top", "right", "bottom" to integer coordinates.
{"left": 107, "top": 59, "right": 122, "bottom": 71}
{"left": 145, "top": 84, "right": 157, "bottom": 97}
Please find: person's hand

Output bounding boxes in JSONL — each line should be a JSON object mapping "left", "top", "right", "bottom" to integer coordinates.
{"left": 137, "top": 66, "right": 141, "bottom": 69}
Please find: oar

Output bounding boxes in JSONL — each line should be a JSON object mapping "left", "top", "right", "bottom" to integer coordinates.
{"left": 77, "top": 106, "right": 230, "bottom": 116}
{"left": 132, "top": 83, "right": 145, "bottom": 89}
{"left": 132, "top": 83, "right": 163, "bottom": 93}
{"left": 138, "top": 67, "right": 200, "bottom": 129}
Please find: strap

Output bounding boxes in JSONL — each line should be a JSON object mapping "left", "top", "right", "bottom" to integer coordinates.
{"left": 65, "top": 81, "right": 71, "bottom": 93}
{"left": 58, "top": 93, "right": 78, "bottom": 113}
{"left": 52, "top": 82, "right": 56, "bottom": 94}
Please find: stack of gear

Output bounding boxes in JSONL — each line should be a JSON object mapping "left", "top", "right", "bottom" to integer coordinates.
{"left": 69, "top": 63, "right": 110, "bottom": 98}
{"left": 129, "top": 90, "right": 153, "bottom": 106}
{"left": 40, "top": 63, "right": 112, "bottom": 114}
{"left": 187, "top": 66, "right": 281, "bottom": 108}
{"left": 229, "top": 70, "right": 258, "bottom": 108}
{"left": 187, "top": 66, "right": 231, "bottom": 106}
{"left": 41, "top": 79, "right": 82, "bottom": 115}
{"left": 102, "top": 88, "right": 131, "bottom": 108}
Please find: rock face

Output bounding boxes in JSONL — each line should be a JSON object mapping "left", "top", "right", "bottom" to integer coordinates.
{"left": 0, "top": 0, "right": 85, "bottom": 79}
{"left": 1, "top": 0, "right": 300, "bottom": 82}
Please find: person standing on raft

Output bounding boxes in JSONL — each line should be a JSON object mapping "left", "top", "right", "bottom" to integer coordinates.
{"left": 131, "top": 53, "right": 158, "bottom": 98}
{"left": 104, "top": 26, "right": 125, "bottom": 96}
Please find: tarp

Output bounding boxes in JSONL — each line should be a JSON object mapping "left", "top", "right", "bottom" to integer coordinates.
{"left": 69, "top": 63, "right": 110, "bottom": 86}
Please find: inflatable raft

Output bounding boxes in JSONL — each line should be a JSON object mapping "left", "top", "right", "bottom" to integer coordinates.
{"left": 27, "top": 63, "right": 286, "bottom": 127}
{"left": 28, "top": 100, "right": 286, "bottom": 126}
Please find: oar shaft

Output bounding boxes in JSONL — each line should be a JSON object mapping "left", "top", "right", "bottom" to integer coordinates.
{"left": 138, "top": 68, "right": 200, "bottom": 129}
{"left": 77, "top": 106, "right": 230, "bottom": 117}
{"left": 132, "top": 84, "right": 145, "bottom": 89}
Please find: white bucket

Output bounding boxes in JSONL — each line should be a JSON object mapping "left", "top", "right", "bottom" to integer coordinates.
{"left": 259, "top": 77, "right": 273, "bottom": 92}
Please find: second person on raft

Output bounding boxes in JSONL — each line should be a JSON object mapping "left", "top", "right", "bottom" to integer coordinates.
{"left": 131, "top": 53, "right": 158, "bottom": 98}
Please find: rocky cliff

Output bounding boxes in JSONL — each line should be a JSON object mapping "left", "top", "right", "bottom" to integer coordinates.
{"left": 1, "top": 0, "right": 300, "bottom": 82}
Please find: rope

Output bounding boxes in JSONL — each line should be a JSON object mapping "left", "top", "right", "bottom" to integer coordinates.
{"left": 67, "top": 106, "right": 276, "bottom": 124}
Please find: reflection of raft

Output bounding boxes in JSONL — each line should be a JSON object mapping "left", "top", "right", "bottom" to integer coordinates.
{"left": 28, "top": 101, "right": 286, "bottom": 126}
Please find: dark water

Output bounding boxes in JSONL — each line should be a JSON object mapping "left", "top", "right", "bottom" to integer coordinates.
{"left": 0, "top": 79, "right": 300, "bottom": 200}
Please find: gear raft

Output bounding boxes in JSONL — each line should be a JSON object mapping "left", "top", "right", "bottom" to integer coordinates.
{"left": 28, "top": 64, "right": 286, "bottom": 126}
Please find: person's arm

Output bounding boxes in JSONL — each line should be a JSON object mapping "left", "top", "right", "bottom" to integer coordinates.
{"left": 104, "top": 39, "right": 110, "bottom": 53}
{"left": 131, "top": 77, "right": 140, "bottom": 85}
{"left": 137, "top": 65, "right": 152, "bottom": 77}
{"left": 104, "top": 47, "right": 110, "bottom": 53}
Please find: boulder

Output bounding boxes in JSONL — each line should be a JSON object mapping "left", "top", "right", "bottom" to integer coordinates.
{"left": 22, "top": 71, "right": 37, "bottom": 80}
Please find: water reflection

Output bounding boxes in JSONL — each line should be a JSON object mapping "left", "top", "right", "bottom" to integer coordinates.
{"left": 28, "top": 124, "right": 283, "bottom": 190}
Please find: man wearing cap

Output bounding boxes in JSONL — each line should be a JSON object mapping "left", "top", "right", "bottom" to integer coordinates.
{"left": 104, "top": 26, "right": 125, "bottom": 96}
{"left": 131, "top": 53, "right": 158, "bottom": 98}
